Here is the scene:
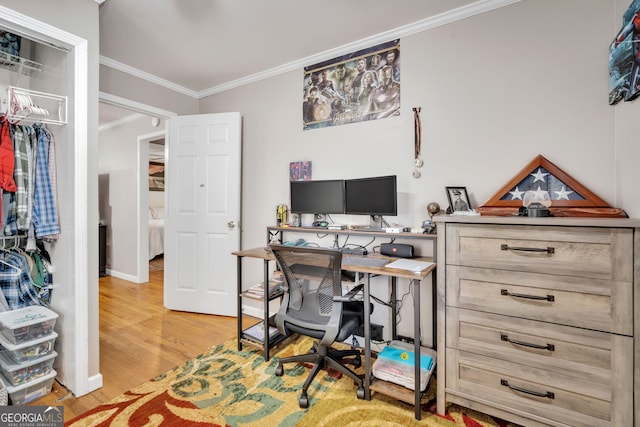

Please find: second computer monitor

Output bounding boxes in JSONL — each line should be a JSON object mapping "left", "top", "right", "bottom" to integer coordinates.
{"left": 345, "top": 175, "right": 397, "bottom": 216}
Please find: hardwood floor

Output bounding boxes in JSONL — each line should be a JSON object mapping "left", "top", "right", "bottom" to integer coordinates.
{"left": 31, "top": 269, "right": 258, "bottom": 421}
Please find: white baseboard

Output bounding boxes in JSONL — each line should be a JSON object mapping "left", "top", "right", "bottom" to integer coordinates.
{"left": 106, "top": 269, "right": 141, "bottom": 283}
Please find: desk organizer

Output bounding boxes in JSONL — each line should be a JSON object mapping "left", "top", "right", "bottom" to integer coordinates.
{"left": 0, "top": 331, "right": 57, "bottom": 364}
{"left": 0, "top": 305, "right": 58, "bottom": 345}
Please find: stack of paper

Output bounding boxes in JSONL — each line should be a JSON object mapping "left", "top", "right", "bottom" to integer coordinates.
{"left": 245, "top": 280, "right": 283, "bottom": 299}
{"left": 385, "top": 259, "right": 434, "bottom": 273}
{"left": 243, "top": 321, "right": 280, "bottom": 342}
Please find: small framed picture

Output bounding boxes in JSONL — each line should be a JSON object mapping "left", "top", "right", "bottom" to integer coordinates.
{"left": 446, "top": 186, "right": 471, "bottom": 212}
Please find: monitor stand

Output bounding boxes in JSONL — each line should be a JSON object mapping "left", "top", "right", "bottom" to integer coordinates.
{"left": 364, "top": 215, "right": 385, "bottom": 231}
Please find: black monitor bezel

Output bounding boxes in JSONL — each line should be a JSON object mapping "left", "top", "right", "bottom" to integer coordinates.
{"left": 344, "top": 175, "right": 397, "bottom": 216}
{"left": 289, "top": 179, "right": 346, "bottom": 215}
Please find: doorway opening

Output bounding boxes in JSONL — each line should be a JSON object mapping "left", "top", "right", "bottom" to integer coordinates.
{"left": 98, "top": 93, "right": 176, "bottom": 283}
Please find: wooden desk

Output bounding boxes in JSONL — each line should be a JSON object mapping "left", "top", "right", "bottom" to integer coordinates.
{"left": 342, "top": 254, "right": 436, "bottom": 420}
{"left": 234, "top": 226, "right": 437, "bottom": 419}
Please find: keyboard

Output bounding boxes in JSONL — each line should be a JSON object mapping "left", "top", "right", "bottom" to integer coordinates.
{"left": 342, "top": 257, "right": 389, "bottom": 268}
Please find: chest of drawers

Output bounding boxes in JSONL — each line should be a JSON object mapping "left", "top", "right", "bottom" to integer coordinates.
{"left": 436, "top": 216, "right": 640, "bottom": 427}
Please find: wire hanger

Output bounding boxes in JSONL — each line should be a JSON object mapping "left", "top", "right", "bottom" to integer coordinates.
{"left": 0, "top": 256, "right": 21, "bottom": 278}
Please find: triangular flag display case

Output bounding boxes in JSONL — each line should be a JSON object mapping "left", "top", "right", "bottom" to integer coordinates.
{"left": 477, "top": 155, "right": 627, "bottom": 218}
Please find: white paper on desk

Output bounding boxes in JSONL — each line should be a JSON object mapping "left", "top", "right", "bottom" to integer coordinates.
{"left": 385, "top": 259, "right": 434, "bottom": 273}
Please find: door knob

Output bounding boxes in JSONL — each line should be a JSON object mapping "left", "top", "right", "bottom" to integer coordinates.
{"left": 227, "top": 221, "right": 236, "bottom": 229}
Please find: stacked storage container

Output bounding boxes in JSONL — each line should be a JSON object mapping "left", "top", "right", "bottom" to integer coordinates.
{"left": 0, "top": 306, "right": 58, "bottom": 404}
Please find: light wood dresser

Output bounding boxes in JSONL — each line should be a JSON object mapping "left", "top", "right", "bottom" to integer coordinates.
{"left": 435, "top": 215, "right": 639, "bottom": 427}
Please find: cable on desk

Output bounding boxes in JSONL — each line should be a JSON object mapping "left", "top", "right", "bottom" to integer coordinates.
{"left": 394, "top": 286, "right": 413, "bottom": 326}
{"left": 350, "top": 236, "right": 376, "bottom": 252}
{"left": 371, "top": 293, "right": 392, "bottom": 308}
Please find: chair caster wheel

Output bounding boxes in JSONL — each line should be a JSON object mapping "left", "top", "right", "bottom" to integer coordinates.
{"left": 351, "top": 357, "right": 361, "bottom": 367}
{"left": 356, "top": 387, "right": 365, "bottom": 399}
{"left": 299, "top": 393, "right": 309, "bottom": 408}
{"left": 275, "top": 364, "right": 284, "bottom": 376}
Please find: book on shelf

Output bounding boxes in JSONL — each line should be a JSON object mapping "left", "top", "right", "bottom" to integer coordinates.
{"left": 242, "top": 321, "right": 280, "bottom": 342}
{"left": 245, "top": 279, "right": 283, "bottom": 299}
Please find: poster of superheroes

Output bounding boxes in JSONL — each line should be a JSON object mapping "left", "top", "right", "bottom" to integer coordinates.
{"left": 303, "top": 39, "right": 400, "bottom": 130}
{"left": 609, "top": 0, "right": 640, "bottom": 104}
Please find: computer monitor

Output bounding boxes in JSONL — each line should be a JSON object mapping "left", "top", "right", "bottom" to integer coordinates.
{"left": 290, "top": 179, "right": 345, "bottom": 215}
{"left": 345, "top": 175, "right": 397, "bottom": 217}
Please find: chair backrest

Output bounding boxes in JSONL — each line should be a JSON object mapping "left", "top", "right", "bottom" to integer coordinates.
{"left": 269, "top": 245, "right": 343, "bottom": 346}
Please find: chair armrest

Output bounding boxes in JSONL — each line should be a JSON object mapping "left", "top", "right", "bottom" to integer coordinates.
{"left": 333, "top": 283, "right": 364, "bottom": 302}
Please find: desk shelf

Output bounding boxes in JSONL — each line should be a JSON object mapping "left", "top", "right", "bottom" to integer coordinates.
{"left": 240, "top": 317, "right": 288, "bottom": 353}
{"left": 370, "top": 344, "right": 436, "bottom": 406}
{"left": 233, "top": 247, "right": 283, "bottom": 361}
{"left": 370, "top": 379, "right": 431, "bottom": 405}
{"left": 240, "top": 289, "right": 284, "bottom": 300}
{"left": 239, "top": 334, "right": 288, "bottom": 353}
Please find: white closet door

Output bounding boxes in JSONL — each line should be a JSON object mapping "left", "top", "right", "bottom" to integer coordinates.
{"left": 164, "top": 112, "right": 241, "bottom": 316}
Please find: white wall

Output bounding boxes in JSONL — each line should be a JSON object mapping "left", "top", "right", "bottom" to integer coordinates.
{"left": 98, "top": 115, "right": 165, "bottom": 278}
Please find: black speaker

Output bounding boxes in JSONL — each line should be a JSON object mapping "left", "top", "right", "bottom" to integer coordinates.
{"left": 380, "top": 243, "right": 414, "bottom": 258}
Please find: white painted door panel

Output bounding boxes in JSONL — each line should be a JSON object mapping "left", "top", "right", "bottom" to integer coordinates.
{"left": 165, "top": 112, "right": 241, "bottom": 316}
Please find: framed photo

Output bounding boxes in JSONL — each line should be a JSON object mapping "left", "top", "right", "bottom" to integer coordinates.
{"left": 149, "top": 161, "right": 164, "bottom": 191}
{"left": 446, "top": 186, "right": 471, "bottom": 212}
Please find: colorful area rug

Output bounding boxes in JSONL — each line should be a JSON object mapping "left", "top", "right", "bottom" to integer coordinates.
{"left": 66, "top": 336, "right": 516, "bottom": 426}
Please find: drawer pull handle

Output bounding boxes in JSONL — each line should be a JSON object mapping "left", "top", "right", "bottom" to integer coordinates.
{"left": 501, "top": 379, "right": 555, "bottom": 399}
{"left": 501, "top": 333, "right": 555, "bottom": 351}
{"left": 501, "top": 289, "right": 555, "bottom": 302}
{"left": 501, "top": 244, "right": 555, "bottom": 254}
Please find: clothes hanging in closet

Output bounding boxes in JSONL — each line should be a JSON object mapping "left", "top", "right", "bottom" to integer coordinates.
{"left": 0, "top": 117, "right": 17, "bottom": 228}
{"left": 0, "top": 116, "right": 59, "bottom": 311}
{"left": 0, "top": 245, "right": 53, "bottom": 310}
{"left": 0, "top": 121, "right": 60, "bottom": 242}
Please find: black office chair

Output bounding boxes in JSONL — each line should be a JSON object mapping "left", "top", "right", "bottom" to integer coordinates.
{"left": 269, "top": 244, "right": 366, "bottom": 408}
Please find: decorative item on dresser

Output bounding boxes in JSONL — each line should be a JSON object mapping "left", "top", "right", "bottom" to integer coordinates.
{"left": 477, "top": 155, "right": 627, "bottom": 218}
{"left": 435, "top": 215, "right": 639, "bottom": 427}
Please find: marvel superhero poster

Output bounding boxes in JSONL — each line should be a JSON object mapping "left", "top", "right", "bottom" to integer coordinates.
{"left": 303, "top": 39, "right": 400, "bottom": 130}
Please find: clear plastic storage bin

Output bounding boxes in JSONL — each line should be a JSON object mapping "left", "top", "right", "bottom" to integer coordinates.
{"left": 0, "top": 331, "right": 57, "bottom": 364}
{"left": 0, "top": 306, "right": 58, "bottom": 345}
{"left": 372, "top": 340, "right": 436, "bottom": 391}
{"left": 0, "top": 351, "right": 56, "bottom": 386}
{"left": 3, "top": 369, "right": 56, "bottom": 405}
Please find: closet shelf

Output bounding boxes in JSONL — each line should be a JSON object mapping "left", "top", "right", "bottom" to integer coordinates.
{"left": 5, "top": 86, "right": 67, "bottom": 125}
{"left": 0, "top": 51, "right": 43, "bottom": 75}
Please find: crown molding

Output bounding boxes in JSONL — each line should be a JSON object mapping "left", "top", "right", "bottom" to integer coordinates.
{"left": 101, "top": 0, "right": 521, "bottom": 99}
{"left": 99, "top": 56, "right": 199, "bottom": 98}
{"left": 98, "top": 111, "right": 145, "bottom": 132}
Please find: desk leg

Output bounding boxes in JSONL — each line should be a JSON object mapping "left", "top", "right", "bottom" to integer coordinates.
{"left": 263, "top": 259, "right": 270, "bottom": 361}
{"left": 413, "top": 278, "right": 421, "bottom": 420}
{"left": 364, "top": 272, "right": 372, "bottom": 400}
{"left": 237, "top": 256, "right": 243, "bottom": 351}
{"left": 390, "top": 276, "right": 397, "bottom": 340}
